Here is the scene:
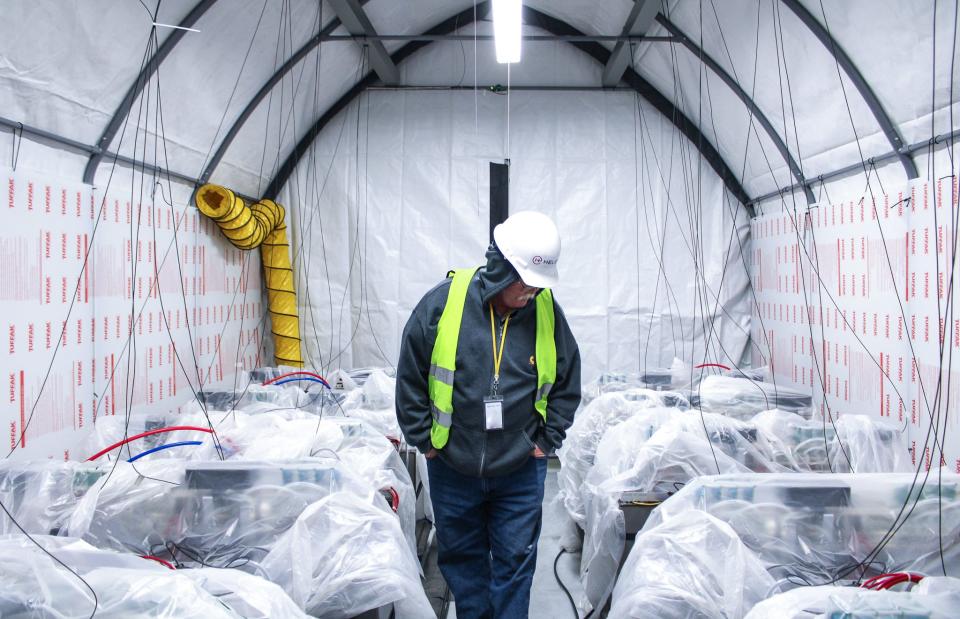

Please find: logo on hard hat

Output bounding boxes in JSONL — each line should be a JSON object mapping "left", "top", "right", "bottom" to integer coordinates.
{"left": 532, "top": 256, "right": 543, "bottom": 265}
{"left": 532, "top": 255, "right": 555, "bottom": 266}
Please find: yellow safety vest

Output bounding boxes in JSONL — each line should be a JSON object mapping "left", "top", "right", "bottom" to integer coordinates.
{"left": 428, "top": 267, "right": 557, "bottom": 449}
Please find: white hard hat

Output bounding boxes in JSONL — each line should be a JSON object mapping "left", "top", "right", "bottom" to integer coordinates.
{"left": 493, "top": 211, "right": 561, "bottom": 288}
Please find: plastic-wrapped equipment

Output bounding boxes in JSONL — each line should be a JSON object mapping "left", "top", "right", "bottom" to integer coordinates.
{"left": 579, "top": 412, "right": 788, "bottom": 612}
{"left": 744, "top": 577, "right": 960, "bottom": 619}
{"left": 751, "top": 409, "right": 911, "bottom": 473}
{"left": 260, "top": 490, "right": 434, "bottom": 618}
{"left": 193, "top": 384, "right": 327, "bottom": 415}
{"left": 63, "top": 459, "right": 429, "bottom": 617}
{"left": 607, "top": 511, "right": 775, "bottom": 619}
{"left": 0, "top": 535, "right": 308, "bottom": 618}
{"left": 183, "top": 412, "right": 417, "bottom": 557}
{"left": 643, "top": 473, "right": 960, "bottom": 586}
{"left": 581, "top": 360, "right": 692, "bottom": 405}
{"left": 247, "top": 364, "right": 308, "bottom": 384}
{"left": 337, "top": 369, "right": 401, "bottom": 438}
{"left": 724, "top": 366, "right": 770, "bottom": 382}
{"left": 556, "top": 390, "right": 689, "bottom": 528}
{"left": 693, "top": 375, "right": 813, "bottom": 419}
{"left": 0, "top": 460, "right": 105, "bottom": 535}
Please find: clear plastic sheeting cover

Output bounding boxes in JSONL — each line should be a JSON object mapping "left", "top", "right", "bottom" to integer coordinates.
{"left": 556, "top": 390, "right": 688, "bottom": 527}
{"left": 186, "top": 411, "right": 344, "bottom": 461}
{"left": 608, "top": 511, "right": 775, "bottom": 619}
{"left": 744, "top": 577, "right": 960, "bottom": 619}
{"left": 694, "top": 375, "right": 813, "bottom": 420}
{"left": 261, "top": 490, "right": 434, "bottom": 618}
{"left": 0, "top": 535, "right": 308, "bottom": 618}
{"left": 587, "top": 408, "right": 685, "bottom": 492}
{"left": 0, "top": 460, "right": 104, "bottom": 535}
{"left": 725, "top": 366, "right": 770, "bottom": 382}
{"left": 62, "top": 459, "right": 424, "bottom": 616}
{"left": 184, "top": 413, "right": 417, "bottom": 557}
{"left": 751, "top": 410, "right": 911, "bottom": 473}
{"left": 338, "top": 369, "right": 402, "bottom": 438}
{"left": 579, "top": 412, "right": 788, "bottom": 612}
{"left": 580, "top": 360, "right": 692, "bottom": 405}
{"left": 644, "top": 473, "right": 960, "bottom": 586}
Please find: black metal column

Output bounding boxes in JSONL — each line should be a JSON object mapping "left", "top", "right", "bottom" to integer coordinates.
{"left": 489, "top": 161, "right": 510, "bottom": 243}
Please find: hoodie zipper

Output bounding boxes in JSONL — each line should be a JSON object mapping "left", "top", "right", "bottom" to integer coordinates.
{"left": 479, "top": 311, "right": 509, "bottom": 477}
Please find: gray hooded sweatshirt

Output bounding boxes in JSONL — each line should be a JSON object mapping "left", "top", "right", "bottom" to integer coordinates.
{"left": 395, "top": 245, "right": 581, "bottom": 478}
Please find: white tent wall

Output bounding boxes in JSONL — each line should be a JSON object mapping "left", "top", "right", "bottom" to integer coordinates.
{"left": 278, "top": 83, "right": 753, "bottom": 382}
{"left": 0, "top": 151, "right": 267, "bottom": 461}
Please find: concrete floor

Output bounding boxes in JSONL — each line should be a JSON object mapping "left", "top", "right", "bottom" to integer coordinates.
{"left": 446, "top": 461, "right": 585, "bottom": 619}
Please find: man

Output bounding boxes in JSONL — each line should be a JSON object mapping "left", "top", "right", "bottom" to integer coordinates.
{"left": 396, "top": 211, "right": 581, "bottom": 619}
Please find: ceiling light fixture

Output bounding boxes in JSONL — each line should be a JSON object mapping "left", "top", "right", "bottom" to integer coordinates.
{"left": 492, "top": 0, "right": 522, "bottom": 64}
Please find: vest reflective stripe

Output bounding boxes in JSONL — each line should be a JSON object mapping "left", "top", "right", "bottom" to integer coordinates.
{"left": 534, "top": 288, "right": 556, "bottom": 421}
{"left": 429, "top": 267, "right": 478, "bottom": 448}
{"left": 429, "top": 268, "right": 557, "bottom": 449}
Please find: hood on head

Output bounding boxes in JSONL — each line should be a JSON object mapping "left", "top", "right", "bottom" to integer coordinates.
{"left": 479, "top": 243, "right": 519, "bottom": 306}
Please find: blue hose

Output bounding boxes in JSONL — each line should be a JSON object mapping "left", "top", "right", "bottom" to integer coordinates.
{"left": 127, "top": 440, "right": 203, "bottom": 462}
{"left": 274, "top": 376, "right": 331, "bottom": 389}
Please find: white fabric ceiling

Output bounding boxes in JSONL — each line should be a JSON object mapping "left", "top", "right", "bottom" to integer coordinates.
{"left": 1, "top": 0, "right": 956, "bottom": 204}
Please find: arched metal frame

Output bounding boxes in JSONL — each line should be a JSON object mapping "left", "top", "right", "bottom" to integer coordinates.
{"left": 259, "top": 2, "right": 754, "bottom": 211}
{"left": 780, "top": 0, "right": 919, "bottom": 180}
{"left": 198, "top": 9, "right": 352, "bottom": 184}
{"left": 86, "top": 0, "right": 921, "bottom": 210}
{"left": 656, "top": 15, "right": 817, "bottom": 205}
{"left": 82, "top": 0, "right": 219, "bottom": 185}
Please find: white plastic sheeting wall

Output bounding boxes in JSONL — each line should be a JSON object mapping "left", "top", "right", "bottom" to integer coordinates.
{"left": 278, "top": 88, "right": 753, "bottom": 382}
{"left": 1, "top": 165, "right": 265, "bottom": 460}
{"left": 751, "top": 153, "right": 960, "bottom": 470}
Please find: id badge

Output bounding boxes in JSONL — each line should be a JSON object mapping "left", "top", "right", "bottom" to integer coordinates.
{"left": 483, "top": 395, "right": 504, "bottom": 431}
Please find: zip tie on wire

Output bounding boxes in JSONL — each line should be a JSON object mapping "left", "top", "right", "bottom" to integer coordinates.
{"left": 151, "top": 22, "right": 201, "bottom": 33}
{"left": 85, "top": 426, "right": 213, "bottom": 461}
{"left": 263, "top": 371, "right": 331, "bottom": 388}
{"left": 127, "top": 441, "right": 204, "bottom": 463}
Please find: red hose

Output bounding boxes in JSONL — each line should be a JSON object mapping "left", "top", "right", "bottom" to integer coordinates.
{"left": 86, "top": 426, "right": 213, "bottom": 462}
{"left": 694, "top": 363, "right": 732, "bottom": 371}
{"left": 263, "top": 371, "right": 329, "bottom": 386}
{"left": 862, "top": 572, "right": 924, "bottom": 590}
{"left": 141, "top": 555, "right": 176, "bottom": 570}
{"left": 380, "top": 487, "right": 400, "bottom": 513}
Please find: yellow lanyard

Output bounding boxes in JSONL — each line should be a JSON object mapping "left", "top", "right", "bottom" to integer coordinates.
{"left": 489, "top": 304, "right": 511, "bottom": 388}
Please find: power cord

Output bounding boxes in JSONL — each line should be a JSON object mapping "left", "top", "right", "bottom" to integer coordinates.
{"left": 553, "top": 548, "right": 581, "bottom": 618}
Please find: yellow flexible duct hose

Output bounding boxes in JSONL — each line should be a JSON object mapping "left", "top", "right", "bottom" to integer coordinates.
{"left": 195, "top": 184, "right": 303, "bottom": 368}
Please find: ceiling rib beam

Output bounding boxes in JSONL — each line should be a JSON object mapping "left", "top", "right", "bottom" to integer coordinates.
{"left": 261, "top": 2, "right": 753, "bottom": 214}
{"left": 656, "top": 15, "right": 815, "bottom": 204}
{"left": 296, "top": 33, "right": 678, "bottom": 42}
{"left": 602, "top": 0, "right": 659, "bottom": 87}
{"left": 82, "top": 0, "right": 218, "bottom": 185}
{"left": 750, "top": 128, "right": 960, "bottom": 207}
{"left": 328, "top": 0, "right": 400, "bottom": 85}
{"left": 780, "top": 0, "right": 918, "bottom": 180}
{"left": 0, "top": 115, "right": 256, "bottom": 202}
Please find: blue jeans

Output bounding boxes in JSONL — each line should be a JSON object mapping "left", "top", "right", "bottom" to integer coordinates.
{"left": 428, "top": 455, "right": 548, "bottom": 619}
